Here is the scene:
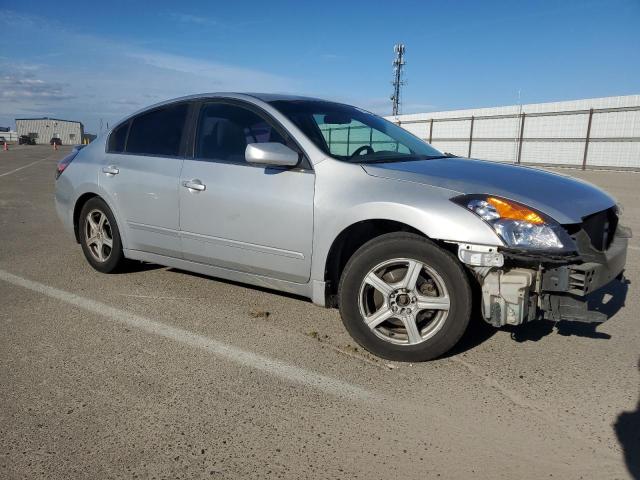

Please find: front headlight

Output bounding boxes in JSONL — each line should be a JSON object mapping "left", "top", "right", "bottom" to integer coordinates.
{"left": 453, "top": 195, "right": 567, "bottom": 250}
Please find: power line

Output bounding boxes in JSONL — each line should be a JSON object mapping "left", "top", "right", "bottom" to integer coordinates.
{"left": 391, "top": 43, "right": 406, "bottom": 116}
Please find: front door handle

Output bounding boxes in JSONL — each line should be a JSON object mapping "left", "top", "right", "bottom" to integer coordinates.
{"left": 102, "top": 165, "right": 119, "bottom": 176}
{"left": 182, "top": 179, "right": 206, "bottom": 192}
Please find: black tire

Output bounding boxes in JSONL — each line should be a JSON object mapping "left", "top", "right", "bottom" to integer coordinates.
{"left": 338, "top": 232, "right": 472, "bottom": 362}
{"left": 78, "top": 197, "right": 126, "bottom": 273}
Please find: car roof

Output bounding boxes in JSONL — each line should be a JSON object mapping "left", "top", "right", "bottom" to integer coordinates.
{"left": 163, "top": 92, "right": 331, "bottom": 103}
{"left": 158, "top": 92, "right": 336, "bottom": 105}
{"left": 243, "top": 93, "right": 328, "bottom": 103}
{"left": 109, "top": 92, "right": 345, "bottom": 131}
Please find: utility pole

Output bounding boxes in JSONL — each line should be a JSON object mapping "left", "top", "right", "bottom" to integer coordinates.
{"left": 390, "top": 43, "right": 406, "bottom": 116}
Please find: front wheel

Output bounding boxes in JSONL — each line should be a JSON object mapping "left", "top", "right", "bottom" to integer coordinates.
{"left": 338, "top": 233, "right": 472, "bottom": 362}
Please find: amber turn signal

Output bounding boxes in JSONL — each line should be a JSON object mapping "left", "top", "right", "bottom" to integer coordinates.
{"left": 486, "top": 197, "right": 545, "bottom": 224}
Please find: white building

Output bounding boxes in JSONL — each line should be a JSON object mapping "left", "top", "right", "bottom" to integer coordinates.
{"left": 388, "top": 95, "right": 640, "bottom": 169}
{"left": 0, "top": 129, "right": 18, "bottom": 142}
{"left": 15, "top": 117, "right": 84, "bottom": 145}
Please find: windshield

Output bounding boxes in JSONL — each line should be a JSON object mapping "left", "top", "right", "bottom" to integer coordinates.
{"left": 268, "top": 100, "right": 444, "bottom": 163}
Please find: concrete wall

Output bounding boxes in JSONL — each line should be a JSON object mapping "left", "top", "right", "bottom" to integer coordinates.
{"left": 387, "top": 95, "right": 640, "bottom": 169}
{"left": 16, "top": 118, "right": 84, "bottom": 145}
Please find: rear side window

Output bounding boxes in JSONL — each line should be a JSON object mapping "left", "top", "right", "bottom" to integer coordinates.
{"left": 126, "top": 103, "right": 188, "bottom": 157}
{"left": 108, "top": 122, "right": 128, "bottom": 153}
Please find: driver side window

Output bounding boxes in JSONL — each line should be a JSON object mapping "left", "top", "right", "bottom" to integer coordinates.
{"left": 315, "top": 115, "right": 410, "bottom": 156}
{"left": 196, "top": 103, "right": 288, "bottom": 163}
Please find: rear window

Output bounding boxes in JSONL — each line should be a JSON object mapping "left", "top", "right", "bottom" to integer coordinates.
{"left": 108, "top": 122, "right": 128, "bottom": 153}
{"left": 126, "top": 103, "right": 189, "bottom": 157}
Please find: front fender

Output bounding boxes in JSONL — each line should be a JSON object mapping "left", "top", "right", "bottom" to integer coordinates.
{"left": 310, "top": 159, "right": 502, "bottom": 282}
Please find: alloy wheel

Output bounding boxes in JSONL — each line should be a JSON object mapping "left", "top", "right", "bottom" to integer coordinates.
{"left": 84, "top": 209, "right": 113, "bottom": 262}
{"left": 357, "top": 258, "right": 451, "bottom": 345}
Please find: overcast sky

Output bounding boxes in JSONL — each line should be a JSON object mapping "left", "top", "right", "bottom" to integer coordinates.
{"left": 1, "top": 0, "right": 638, "bottom": 133}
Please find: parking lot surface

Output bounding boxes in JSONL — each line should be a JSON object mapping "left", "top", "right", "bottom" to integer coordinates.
{"left": 1, "top": 146, "right": 638, "bottom": 479}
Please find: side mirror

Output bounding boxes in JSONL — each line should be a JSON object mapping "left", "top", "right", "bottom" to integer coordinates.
{"left": 245, "top": 142, "right": 299, "bottom": 167}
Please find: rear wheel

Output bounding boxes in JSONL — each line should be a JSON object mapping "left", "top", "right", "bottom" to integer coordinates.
{"left": 78, "top": 197, "right": 126, "bottom": 273}
{"left": 338, "top": 233, "right": 472, "bottom": 361}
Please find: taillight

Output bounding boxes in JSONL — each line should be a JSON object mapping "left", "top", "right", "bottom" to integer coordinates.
{"left": 55, "top": 149, "right": 81, "bottom": 179}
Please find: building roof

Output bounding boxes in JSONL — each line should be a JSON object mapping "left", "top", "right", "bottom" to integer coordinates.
{"left": 15, "top": 117, "right": 84, "bottom": 127}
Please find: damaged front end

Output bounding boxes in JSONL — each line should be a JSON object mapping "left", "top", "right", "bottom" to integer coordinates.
{"left": 456, "top": 206, "right": 631, "bottom": 328}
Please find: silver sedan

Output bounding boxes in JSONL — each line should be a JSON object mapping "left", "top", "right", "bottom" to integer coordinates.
{"left": 54, "top": 93, "right": 630, "bottom": 361}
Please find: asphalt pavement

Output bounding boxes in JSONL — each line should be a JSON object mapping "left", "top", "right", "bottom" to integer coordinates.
{"left": 1, "top": 145, "right": 638, "bottom": 479}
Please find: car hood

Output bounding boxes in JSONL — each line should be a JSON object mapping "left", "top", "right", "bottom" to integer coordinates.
{"left": 362, "top": 158, "right": 616, "bottom": 224}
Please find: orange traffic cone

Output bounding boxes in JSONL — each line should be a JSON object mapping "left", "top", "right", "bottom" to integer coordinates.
{"left": 2, "top": 142, "right": 7, "bottom": 151}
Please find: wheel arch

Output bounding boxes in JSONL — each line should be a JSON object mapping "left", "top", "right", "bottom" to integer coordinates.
{"left": 322, "top": 219, "right": 457, "bottom": 307}
{"left": 72, "top": 191, "right": 126, "bottom": 248}
{"left": 72, "top": 192, "right": 100, "bottom": 242}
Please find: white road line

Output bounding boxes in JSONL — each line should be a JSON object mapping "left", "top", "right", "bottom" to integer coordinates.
{"left": 116, "top": 293, "right": 194, "bottom": 300}
{"left": 0, "top": 154, "right": 57, "bottom": 178}
{"left": 0, "top": 269, "right": 376, "bottom": 402}
{"left": 628, "top": 244, "right": 640, "bottom": 251}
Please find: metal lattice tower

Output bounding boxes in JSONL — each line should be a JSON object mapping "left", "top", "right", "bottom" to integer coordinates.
{"left": 390, "top": 43, "right": 406, "bottom": 116}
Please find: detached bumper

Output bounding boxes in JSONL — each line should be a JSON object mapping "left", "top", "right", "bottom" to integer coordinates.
{"left": 475, "top": 227, "right": 631, "bottom": 327}
{"left": 539, "top": 229, "right": 630, "bottom": 323}
{"left": 542, "top": 230, "right": 628, "bottom": 296}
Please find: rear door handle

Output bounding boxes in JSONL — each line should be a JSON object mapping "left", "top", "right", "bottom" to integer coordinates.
{"left": 182, "top": 179, "right": 206, "bottom": 192}
{"left": 102, "top": 165, "right": 119, "bottom": 176}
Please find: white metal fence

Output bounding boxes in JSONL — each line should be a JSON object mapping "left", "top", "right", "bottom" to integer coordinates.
{"left": 388, "top": 95, "right": 640, "bottom": 169}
